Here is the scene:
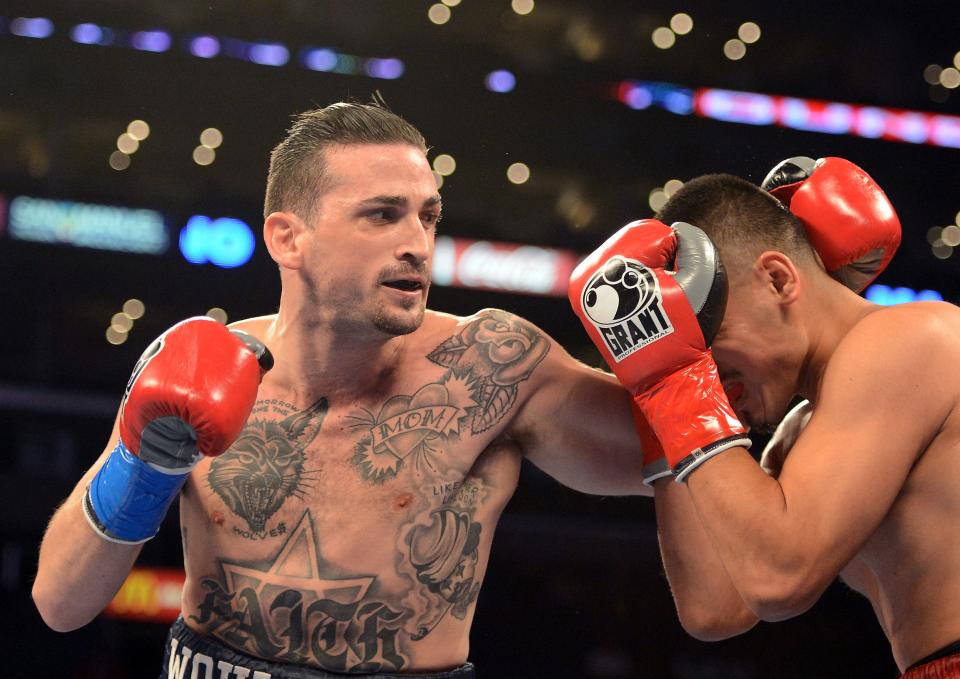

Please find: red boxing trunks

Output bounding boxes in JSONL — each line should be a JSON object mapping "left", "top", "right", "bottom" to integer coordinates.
{"left": 902, "top": 641, "right": 960, "bottom": 678}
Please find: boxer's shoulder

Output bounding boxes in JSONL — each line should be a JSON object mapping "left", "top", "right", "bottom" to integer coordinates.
{"left": 824, "top": 301, "right": 960, "bottom": 412}
{"left": 420, "top": 307, "right": 546, "bottom": 338}
{"left": 418, "top": 308, "right": 552, "bottom": 379}
{"left": 226, "top": 314, "right": 275, "bottom": 338}
{"left": 841, "top": 301, "right": 960, "bottom": 358}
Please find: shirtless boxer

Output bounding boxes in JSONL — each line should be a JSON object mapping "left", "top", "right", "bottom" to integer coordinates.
{"left": 32, "top": 101, "right": 650, "bottom": 677}
{"left": 569, "top": 157, "right": 960, "bottom": 678}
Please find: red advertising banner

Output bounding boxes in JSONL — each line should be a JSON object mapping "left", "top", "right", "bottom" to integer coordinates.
{"left": 104, "top": 567, "right": 185, "bottom": 623}
{"left": 432, "top": 236, "right": 580, "bottom": 297}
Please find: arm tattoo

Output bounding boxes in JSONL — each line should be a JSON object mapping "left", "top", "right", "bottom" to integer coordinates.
{"left": 350, "top": 311, "right": 549, "bottom": 485}
{"left": 428, "top": 310, "right": 549, "bottom": 433}
{"left": 207, "top": 399, "right": 327, "bottom": 536}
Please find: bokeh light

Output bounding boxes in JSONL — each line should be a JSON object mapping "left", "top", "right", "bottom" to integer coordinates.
{"left": 724, "top": 39, "right": 747, "bottom": 60}
{"left": 652, "top": 27, "right": 676, "bottom": 49}
{"left": 738, "top": 22, "right": 761, "bottom": 44}
{"left": 670, "top": 13, "right": 693, "bottom": 35}
{"left": 428, "top": 4, "right": 452, "bottom": 24}
{"left": 433, "top": 154, "right": 457, "bottom": 176}
{"left": 507, "top": 162, "right": 531, "bottom": 184}
{"left": 200, "top": 128, "right": 223, "bottom": 149}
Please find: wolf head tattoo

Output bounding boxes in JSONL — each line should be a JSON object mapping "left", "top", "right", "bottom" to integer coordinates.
{"left": 207, "top": 399, "right": 327, "bottom": 532}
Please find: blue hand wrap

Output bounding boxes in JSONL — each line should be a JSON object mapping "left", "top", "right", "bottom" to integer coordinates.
{"left": 83, "top": 440, "right": 190, "bottom": 544}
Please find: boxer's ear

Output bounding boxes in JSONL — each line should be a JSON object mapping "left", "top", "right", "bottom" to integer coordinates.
{"left": 264, "top": 211, "right": 306, "bottom": 269}
{"left": 756, "top": 250, "right": 801, "bottom": 306}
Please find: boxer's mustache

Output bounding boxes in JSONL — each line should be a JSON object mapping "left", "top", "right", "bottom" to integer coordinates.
{"left": 379, "top": 264, "right": 431, "bottom": 284}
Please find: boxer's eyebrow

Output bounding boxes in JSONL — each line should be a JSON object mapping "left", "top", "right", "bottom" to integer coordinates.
{"left": 358, "top": 195, "right": 407, "bottom": 207}
{"left": 358, "top": 195, "right": 442, "bottom": 209}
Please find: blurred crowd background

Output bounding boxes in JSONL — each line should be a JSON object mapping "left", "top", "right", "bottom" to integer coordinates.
{"left": 2, "top": 1, "right": 958, "bottom": 676}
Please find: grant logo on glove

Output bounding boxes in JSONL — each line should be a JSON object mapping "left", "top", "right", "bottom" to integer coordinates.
{"left": 580, "top": 255, "right": 674, "bottom": 362}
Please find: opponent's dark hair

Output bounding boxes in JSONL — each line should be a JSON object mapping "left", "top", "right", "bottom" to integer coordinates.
{"left": 655, "top": 173, "right": 816, "bottom": 270}
{"left": 264, "top": 95, "right": 428, "bottom": 220}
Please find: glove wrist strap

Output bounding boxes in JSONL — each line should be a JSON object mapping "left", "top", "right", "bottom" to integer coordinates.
{"left": 83, "top": 440, "right": 192, "bottom": 544}
{"left": 641, "top": 458, "right": 672, "bottom": 486}
{"left": 672, "top": 435, "right": 752, "bottom": 482}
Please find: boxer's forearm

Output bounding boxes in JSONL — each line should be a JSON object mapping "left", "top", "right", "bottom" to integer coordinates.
{"left": 685, "top": 451, "right": 833, "bottom": 620}
{"left": 33, "top": 491, "right": 141, "bottom": 632}
{"left": 655, "top": 479, "right": 758, "bottom": 639}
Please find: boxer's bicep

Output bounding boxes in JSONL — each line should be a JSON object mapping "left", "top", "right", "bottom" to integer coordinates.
{"left": 516, "top": 348, "right": 649, "bottom": 496}
{"left": 776, "top": 311, "right": 951, "bottom": 574}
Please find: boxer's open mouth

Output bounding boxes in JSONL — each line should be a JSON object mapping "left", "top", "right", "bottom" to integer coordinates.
{"left": 382, "top": 278, "right": 424, "bottom": 292}
{"left": 724, "top": 381, "right": 745, "bottom": 404}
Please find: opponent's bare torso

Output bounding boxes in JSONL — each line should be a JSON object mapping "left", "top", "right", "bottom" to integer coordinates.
{"left": 177, "top": 309, "right": 550, "bottom": 672}
{"left": 839, "top": 305, "right": 960, "bottom": 669}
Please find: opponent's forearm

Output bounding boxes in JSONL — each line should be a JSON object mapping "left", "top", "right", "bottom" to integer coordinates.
{"left": 33, "top": 493, "right": 141, "bottom": 632}
{"left": 684, "top": 451, "right": 831, "bottom": 619}
{"left": 655, "top": 479, "right": 757, "bottom": 639}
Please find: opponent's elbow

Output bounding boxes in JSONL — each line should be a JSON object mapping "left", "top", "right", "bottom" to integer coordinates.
{"left": 737, "top": 570, "right": 823, "bottom": 622}
{"left": 676, "top": 600, "right": 758, "bottom": 641}
{"left": 32, "top": 579, "right": 93, "bottom": 632}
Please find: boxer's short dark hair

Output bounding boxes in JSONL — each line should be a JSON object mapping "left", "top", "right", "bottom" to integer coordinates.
{"left": 656, "top": 173, "right": 816, "bottom": 272}
{"left": 264, "top": 97, "right": 428, "bottom": 220}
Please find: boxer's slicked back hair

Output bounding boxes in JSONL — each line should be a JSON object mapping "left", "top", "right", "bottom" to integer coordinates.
{"left": 264, "top": 97, "right": 428, "bottom": 220}
{"left": 655, "top": 173, "right": 817, "bottom": 275}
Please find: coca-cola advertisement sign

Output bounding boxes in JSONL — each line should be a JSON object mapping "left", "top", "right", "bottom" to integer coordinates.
{"left": 432, "top": 236, "right": 580, "bottom": 297}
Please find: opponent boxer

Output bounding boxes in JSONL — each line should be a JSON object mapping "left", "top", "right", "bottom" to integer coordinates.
{"left": 569, "top": 158, "right": 960, "bottom": 677}
{"left": 33, "top": 100, "right": 651, "bottom": 677}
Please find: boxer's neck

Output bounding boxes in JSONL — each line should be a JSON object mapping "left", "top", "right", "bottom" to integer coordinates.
{"left": 797, "top": 279, "right": 876, "bottom": 404}
{"left": 263, "top": 304, "right": 411, "bottom": 403}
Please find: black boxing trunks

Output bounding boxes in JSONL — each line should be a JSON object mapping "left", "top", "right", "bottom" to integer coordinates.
{"left": 159, "top": 617, "right": 477, "bottom": 679}
{"left": 902, "top": 640, "right": 960, "bottom": 678}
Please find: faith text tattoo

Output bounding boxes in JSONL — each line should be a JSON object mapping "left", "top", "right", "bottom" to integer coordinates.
{"left": 190, "top": 510, "right": 408, "bottom": 672}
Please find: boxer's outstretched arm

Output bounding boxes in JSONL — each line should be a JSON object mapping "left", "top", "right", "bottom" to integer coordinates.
{"left": 34, "top": 414, "right": 143, "bottom": 632}
{"left": 684, "top": 307, "right": 951, "bottom": 620}
{"left": 510, "top": 335, "right": 650, "bottom": 496}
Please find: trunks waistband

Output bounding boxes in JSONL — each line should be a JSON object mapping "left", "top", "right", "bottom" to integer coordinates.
{"left": 159, "top": 617, "right": 476, "bottom": 679}
{"left": 905, "top": 639, "right": 960, "bottom": 675}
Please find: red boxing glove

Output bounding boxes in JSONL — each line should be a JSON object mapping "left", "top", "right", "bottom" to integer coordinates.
{"left": 761, "top": 156, "right": 901, "bottom": 292}
{"left": 569, "top": 219, "right": 750, "bottom": 481}
{"left": 86, "top": 317, "right": 273, "bottom": 543}
{"left": 120, "top": 317, "right": 272, "bottom": 465}
{"left": 630, "top": 400, "right": 670, "bottom": 485}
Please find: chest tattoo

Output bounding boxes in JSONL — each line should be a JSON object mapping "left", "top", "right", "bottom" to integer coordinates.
{"left": 348, "top": 374, "right": 478, "bottom": 485}
{"left": 207, "top": 399, "right": 327, "bottom": 535}
{"left": 398, "top": 479, "right": 486, "bottom": 640}
{"left": 349, "top": 310, "right": 549, "bottom": 485}
{"left": 191, "top": 510, "right": 406, "bottom": 672}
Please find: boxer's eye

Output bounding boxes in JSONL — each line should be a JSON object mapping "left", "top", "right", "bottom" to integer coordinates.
{"left": 366, "top": 208, "right": 400, "bottom": 223}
